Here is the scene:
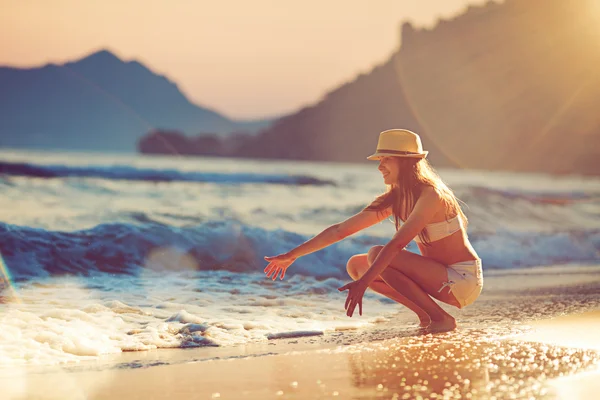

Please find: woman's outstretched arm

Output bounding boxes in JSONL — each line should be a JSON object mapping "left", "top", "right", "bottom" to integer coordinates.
{"left": 290, "top": 207, "right": 392, "bottom": 258}
{"left": 264, "top": 206, "right": 391, "bottom": 280}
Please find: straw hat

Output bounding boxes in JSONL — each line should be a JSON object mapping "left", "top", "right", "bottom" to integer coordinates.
{"left": 367, "top": 129, "right": 428, "bottom": 160}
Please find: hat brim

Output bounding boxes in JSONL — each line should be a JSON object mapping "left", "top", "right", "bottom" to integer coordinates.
{"left": 367, "top": 151, "right": 428, "bottom": 160}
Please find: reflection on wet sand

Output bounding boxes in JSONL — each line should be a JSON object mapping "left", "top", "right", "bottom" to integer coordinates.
{"left": 344, "top": 327, "right": 600, "bottom": 399}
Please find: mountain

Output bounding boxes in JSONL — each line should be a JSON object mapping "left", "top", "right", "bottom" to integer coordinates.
{"left": 0, "top": 50, "right": 272, "bottom": 151}
{"left": 144, "top": 0, "right": 599, "bottom": 175}
{"left": 392, "top": 0, "right": 600, "bottom": 174}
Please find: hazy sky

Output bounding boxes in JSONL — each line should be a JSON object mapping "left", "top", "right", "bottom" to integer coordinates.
{"left": 1, "top": 0, "right": 488, "bottom": 119}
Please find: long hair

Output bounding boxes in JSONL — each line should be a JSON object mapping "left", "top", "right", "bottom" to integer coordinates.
{"left": 365, "top": 157, "right": 468, "bottom": 246}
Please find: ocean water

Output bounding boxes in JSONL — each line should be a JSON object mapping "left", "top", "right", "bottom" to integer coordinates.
{"left": 1, "top": 149, "right": 599, "bottom": 367}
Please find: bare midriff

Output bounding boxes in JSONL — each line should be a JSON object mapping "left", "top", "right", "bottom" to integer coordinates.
{"left": 417, "top": 229, "right": 480, "bottom": 266}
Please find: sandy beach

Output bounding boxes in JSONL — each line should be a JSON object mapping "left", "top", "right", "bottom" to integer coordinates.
{"left": 3, "top": 263, "right": 600, "bottom": 400}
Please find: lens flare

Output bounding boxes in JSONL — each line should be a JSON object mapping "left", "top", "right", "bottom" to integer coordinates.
{"left": 0, "top": 251, "right": 20, "bottom": 303}
{"left": 144, "top": 246, "right": 198, "bottom": 272}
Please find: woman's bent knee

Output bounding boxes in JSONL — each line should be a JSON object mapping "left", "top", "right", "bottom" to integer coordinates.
{"left": 367, "top": 245, "right": 384, "bottom": 265}
{"left": 346, "top": 254, "right": 367, "bottom": 280}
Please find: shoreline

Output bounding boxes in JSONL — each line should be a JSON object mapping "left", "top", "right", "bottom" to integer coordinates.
{"left": 4, "top": 310, "right": 600, "bottom": 399}
{"left": 3, "top": 263, "right": 600, "bottom": 399}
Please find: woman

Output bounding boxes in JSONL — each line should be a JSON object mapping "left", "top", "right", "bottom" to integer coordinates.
{"left": 264, "top": 129, "right": 483, "bottom": 332}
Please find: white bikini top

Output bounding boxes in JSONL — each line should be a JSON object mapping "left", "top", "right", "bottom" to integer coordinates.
{"left": 397, "top": 215, "right": 463, "bottom": 243}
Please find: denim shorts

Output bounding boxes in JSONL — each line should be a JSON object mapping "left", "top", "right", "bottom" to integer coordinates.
{"left": 438, "top": 259, "right": 483, "bottom": 308}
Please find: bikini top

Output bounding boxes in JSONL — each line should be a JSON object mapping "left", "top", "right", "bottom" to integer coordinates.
{"left": 396, "top": 215, "right": 463, "bottom": 243}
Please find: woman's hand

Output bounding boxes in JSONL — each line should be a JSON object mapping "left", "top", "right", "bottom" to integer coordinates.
{"left": 263, "top": 253, "right": 297, "bottom": 281}
{"left": 338, "top": 279, "right": 368, "bottom": 317}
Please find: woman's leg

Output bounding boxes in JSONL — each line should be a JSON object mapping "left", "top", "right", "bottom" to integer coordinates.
{"left": 347, "top": 253, "right": 431, "bottom": 327}
{"left": 368, "top": 246, "right": 461, "bottom": 331}
{"left": 347, "top": 246, "right": 461, "bottom": 331}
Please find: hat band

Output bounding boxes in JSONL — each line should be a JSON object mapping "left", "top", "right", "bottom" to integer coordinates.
{"left": 376, "top": 149, "right": 422, "bottom": 155}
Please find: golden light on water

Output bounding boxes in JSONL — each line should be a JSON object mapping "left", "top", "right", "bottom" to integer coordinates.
{"left": 551, "top": 368, "right": 600, "bottom": 400}
{"left": 537, "top": 311, "right": 600, "bottom": 399}
{"left": 587, "top": 0, "right": 600, "bottom": 26}
{"left": 518, "top": 311, "right": 600, "bottom": 351}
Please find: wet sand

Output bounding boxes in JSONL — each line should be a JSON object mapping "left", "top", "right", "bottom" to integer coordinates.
{"left": 3, "top": 264, "right": 600, "bottom": 399}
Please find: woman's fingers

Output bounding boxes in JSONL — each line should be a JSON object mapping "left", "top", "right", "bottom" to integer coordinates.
{"left": 264, "top": 263, "right": 275, "bottom": 274}
{"left": 343, "top": 295, "right": 362, "bottom": 317}
{"left": 347, "top": 299, "right": 361, "bottom": 317}
{"left": 265, "top": 264, "right": 279, "bottom": 279}
{"left": 263, "top": 261, "right": 290, "bottom": 281}
{"left": 337, "top": 282, "right": 364, "bottom": 317}
{"left": 273, "top": 266, "right": 285, "bottom": 281}
{"left": 264, "top": 254, "right": 294, "bottom": 279}
{"left": 346, "top": 300, "right": 355, "bottom": 317}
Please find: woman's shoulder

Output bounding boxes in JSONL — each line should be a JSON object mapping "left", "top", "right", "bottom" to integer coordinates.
{"left": 419, "top": 185, "right": 442, "bottom": 201}
{"left": 415, "top": 185, "right": 446, "bottom": 216}
{"left": 364, "top": 190, "right": 393, "bottom": 211}
{"left": 419, "top": 184, "right": 463, "bottom": 221}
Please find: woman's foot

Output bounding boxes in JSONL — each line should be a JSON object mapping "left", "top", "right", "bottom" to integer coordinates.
{"left": 427, "top": 315, "right": 457, "bottom": 333}
{"left": 418, "top": 315, "right": 432, "bottom": 328}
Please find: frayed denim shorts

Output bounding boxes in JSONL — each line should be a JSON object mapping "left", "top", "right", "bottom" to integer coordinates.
{"left": 438, "top": 259, "right": 483, "bottom": 308}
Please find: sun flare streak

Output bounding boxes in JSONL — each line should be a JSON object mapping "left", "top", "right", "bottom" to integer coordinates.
{"left": 0, "top": 252, "right": 20, "bottom": 303}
